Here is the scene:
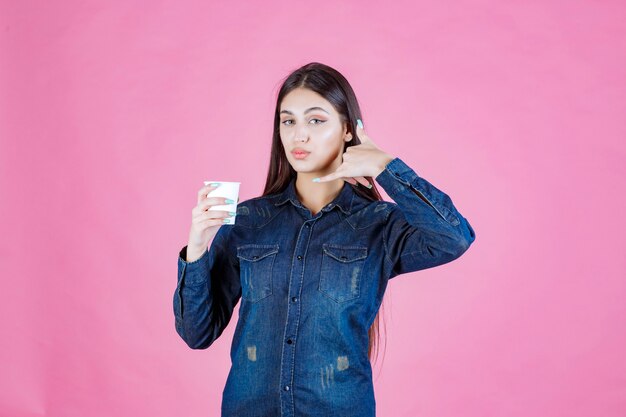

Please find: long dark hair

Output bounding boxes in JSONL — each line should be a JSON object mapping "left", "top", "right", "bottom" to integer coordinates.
{"left": 261, "top": 62, "right": 387, "bottom": 366}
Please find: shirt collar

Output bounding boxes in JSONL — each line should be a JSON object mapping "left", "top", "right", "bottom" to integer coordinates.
{"left": 272, "top": 176, "right": 355, "bottom": 215}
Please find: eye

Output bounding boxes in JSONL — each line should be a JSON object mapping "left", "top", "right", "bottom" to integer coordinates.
{"left": 281, "top": 119, "right": 326, "bottom": 126}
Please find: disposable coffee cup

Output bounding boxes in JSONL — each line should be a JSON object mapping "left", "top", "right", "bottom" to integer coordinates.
{"left": 204, "top": 181, "right": 240, "bottom": 225}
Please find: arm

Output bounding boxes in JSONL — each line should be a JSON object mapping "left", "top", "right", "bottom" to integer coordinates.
{"left": 173, "top": 225, "right": 241, "bottom": 349}
{"left": 375, "top": 157, "right": 476, "bottom": 279}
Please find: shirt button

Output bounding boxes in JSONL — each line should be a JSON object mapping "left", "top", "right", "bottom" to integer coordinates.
{"left": 305, "top": 224, "right": 310, "bottom": 228}
{"left": 297, "top": 255, "right": 302, "bottom": 260}
{"left": 287, "top": 339, "right": 293, "bottom": 344}
{"left": 284, "top": 385, "right": 290, "bottom": 391}
{"left": 291, "top": 297, "right": 298, "bottom": 302}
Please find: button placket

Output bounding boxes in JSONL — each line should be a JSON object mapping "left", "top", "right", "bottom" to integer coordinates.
{"left": 280, "top": 220, "right": 313, "bottom": 409}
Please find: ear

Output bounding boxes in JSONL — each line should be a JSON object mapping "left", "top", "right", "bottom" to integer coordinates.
{"left": 343, "top": 121, "right": 352, "bottom": 142}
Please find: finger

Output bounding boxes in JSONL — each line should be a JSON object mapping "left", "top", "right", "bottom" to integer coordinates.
{"left": 355, "top": 121, "right": 371, "bottom": 144}
{"left": 196, "top": 217, "right": 229, "bottom": 228}
{"left": 192, "top": 197, "right": 229, "bottom": 218}
{"left": 313, "top": 170, "right": 344, "bottom": 183}
{"left": 201, "top": 196, "right": 231, "bottom": 211}
{"left": 198, "top": 182, "right": 221, "bottom": 204}
{"left": 353, "top": 176, "right": 371, "bottom": 188}
{"left": 343, "top": 177, "right": 357, "bottom": 186}
{"left": 200, "top": 209, "right": 233, "bottom": 221}
{"left": 194, "top": 208, "right": 232, "bottom": 221}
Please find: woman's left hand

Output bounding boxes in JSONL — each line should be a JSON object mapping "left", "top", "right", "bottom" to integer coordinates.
{"left": 313, "top": 121, "right": 395, "bottom": 188}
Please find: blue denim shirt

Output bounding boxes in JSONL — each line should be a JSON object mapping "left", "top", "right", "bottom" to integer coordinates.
{"left": 173, "top": 157, "right": 476, "bottom": 417}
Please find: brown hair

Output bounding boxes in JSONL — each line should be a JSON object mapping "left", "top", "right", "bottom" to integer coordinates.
{"left": 260, "top": 62, "right": 387, "bottom": 366}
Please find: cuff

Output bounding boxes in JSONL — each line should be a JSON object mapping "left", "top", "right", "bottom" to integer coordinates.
{"left": 177, "top": 245, "right": 210, "bottom": 285}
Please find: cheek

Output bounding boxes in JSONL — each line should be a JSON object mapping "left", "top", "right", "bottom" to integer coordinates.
{"left": 318, "top": 133, "right": 345, "bottom": 155}
{"left": 279, "top": 130, "right": 290, "bottom": 146}
{"left": 314, "top": 125, "right": 343, "bottom": 143}
{"left": 314, "top": 140, "right": 344, "bottom": 165}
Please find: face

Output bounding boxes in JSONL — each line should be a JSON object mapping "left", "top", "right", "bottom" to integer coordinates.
{"left": 279, "top": 87, "right": 351, "bottom": 175}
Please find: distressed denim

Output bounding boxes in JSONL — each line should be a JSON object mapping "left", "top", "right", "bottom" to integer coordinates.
{"left": 173, "top": 157, "right": 476, "bottom": 417}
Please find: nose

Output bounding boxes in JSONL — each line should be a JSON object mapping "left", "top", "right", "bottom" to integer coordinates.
{"left": 294, "top": 126, "right": 309, "bottom": 142}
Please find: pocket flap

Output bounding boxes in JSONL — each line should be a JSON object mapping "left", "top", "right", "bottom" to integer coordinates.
{"left": 322, "top": 244, "right": 368, "bottom": 263}
{"left": 236, "top": 244, "right": 279, "bottom": 262}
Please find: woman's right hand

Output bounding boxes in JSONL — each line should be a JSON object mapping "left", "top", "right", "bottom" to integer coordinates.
{"left": 186, "top": 183, "right": 235, "bottom": 260}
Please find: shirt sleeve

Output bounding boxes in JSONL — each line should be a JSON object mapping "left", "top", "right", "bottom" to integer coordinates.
{"left": 173, "top": 224, "right": 241, "bottom": 349}
{"left": 374, "top": 156, "right": 476, "bottom": 279}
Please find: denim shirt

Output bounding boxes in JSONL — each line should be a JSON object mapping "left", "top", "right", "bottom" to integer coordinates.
{"left": 173, "top": 157, "right": 476, "bottom": 417}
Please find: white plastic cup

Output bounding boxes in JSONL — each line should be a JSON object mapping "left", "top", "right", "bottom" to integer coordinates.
{"left": 203, "top": 181, "right": 241, "bottom": 225}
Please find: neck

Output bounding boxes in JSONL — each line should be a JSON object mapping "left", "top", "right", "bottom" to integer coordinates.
{"left": 294, "top": 173, "right": 344, "bottom": 216}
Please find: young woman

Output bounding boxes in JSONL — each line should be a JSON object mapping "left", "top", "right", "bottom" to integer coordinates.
{"left": 173, "top": 62, "right": 476, "bottom": 417}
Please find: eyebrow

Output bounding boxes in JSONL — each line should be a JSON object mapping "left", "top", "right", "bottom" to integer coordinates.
{"left": 279, "top": 106, "right": 329, "bottom": 116}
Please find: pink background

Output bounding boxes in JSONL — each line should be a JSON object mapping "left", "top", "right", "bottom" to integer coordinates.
{"left": 1, "top": 1, "right": 624, "bottom": 416}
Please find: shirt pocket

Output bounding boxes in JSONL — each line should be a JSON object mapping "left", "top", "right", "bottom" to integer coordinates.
{"left": 318, "top": 244, "right": 368, "bottom": 303}
{"left": 236, "top": 244, "right": 279, "bottom": 303}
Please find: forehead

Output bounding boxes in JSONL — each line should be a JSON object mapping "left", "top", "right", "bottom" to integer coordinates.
{"left": 279, "top": 88, "right": 336, "bottom": 115}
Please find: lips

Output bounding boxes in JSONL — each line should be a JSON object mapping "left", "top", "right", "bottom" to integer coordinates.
{"left": 291, "top": 148, "right": 310, "bottom": 159}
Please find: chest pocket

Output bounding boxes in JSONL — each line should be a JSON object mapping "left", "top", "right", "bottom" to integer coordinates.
{"left": 236, "top": 244, "right": 279, "bottom": 303}
{"left": 318, "top": 244, "right": 368, "bottom": 303}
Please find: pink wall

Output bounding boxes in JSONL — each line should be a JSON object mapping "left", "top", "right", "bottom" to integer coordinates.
{"left": 1, "top": 1, "right": 624, "bottom": 416}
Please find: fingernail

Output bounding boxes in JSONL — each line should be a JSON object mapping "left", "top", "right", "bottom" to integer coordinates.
{"left": 223, "top": 218, "right": 230, "bottom": 223}
{"left": 312, "top": 178, "right": 320, "bottom": 182}
{"left": 366, "top": 183, "right": 372, "bottom": 189}
{"left": 209, "top": 182, "right": 220, "bottom": 187}
{"left": 225, "top": 198, "right": 235, "bottom": 204}
{"left": 229, "top": 211, "right": 236, "bottom": 216}
{"left": 357, "top": 119, "right": 364, "bottom": 129}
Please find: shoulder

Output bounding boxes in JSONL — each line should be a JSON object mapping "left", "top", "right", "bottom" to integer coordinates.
{"left": 345, "top": 198, "right": 396, "bottom": 229}
{"left": 232, "top": 194, "right": 284, "bottom": 229}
